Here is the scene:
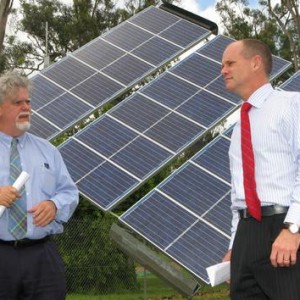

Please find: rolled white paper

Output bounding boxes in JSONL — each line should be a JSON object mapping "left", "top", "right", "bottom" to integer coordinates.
{"left": 0, "top": 171, "right": 30, "bottom": 217}
{"left": 12, "top": 171, "right": 30, "bottom": 191}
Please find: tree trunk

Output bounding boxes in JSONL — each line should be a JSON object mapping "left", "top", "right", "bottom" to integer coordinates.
{"left": 0, "top": 0, "right": 13, "bottom": 53}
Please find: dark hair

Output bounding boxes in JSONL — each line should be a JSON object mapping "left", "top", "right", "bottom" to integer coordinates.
{"left": 241, "top": 39, "right": 273, "bottom": 76}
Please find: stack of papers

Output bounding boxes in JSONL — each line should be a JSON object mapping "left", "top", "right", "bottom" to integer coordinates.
{"left": 206, "top": 261, "right": 230, "bottom": 287}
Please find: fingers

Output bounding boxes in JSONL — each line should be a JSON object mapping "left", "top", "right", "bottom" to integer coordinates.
{"left": 30, "top": 200, "right": 56, "bottom": 227}
{"left": 271, "top": 230, "right": 300, "bottom": 268}
{"left": 0, "top": 186, "right": 20, "bottom": 207}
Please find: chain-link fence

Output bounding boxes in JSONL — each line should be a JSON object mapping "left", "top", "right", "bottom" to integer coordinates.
{"left": 53, "top": 215, "right": 140, "bottom": 296}
{"left": 52, "top": 215, "right": 229, "bottom": 300}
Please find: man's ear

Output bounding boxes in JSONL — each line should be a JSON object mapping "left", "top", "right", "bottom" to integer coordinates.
{"left": 252, "top": 55, "right": 262, "bottom": 71}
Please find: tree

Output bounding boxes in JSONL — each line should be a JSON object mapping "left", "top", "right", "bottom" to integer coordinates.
{"left": 1, "top": 0, "right": 130, "bottom": 74}
{"left": 216, "top": 0, "right": 300, "bottom": 71}
{"left": 0, "top": 0, "right": 13, "bottom": 51}
{"left": 0, "top": 0, "right": 14, "bottom": 71}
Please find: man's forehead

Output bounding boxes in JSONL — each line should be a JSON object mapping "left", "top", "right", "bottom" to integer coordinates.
{"left": 4, "top": 91, "right": 30, "bottom": 104}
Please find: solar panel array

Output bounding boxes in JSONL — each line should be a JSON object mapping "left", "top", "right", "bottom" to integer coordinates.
{"left": 120, "top": 64, "right": 299, "bottom": 283}
{"left": 29, "top": 6, "right": 211, "bottom": 140}
{"left": 59, "top": 30, "right": 290, "bottom": 212}
{"left": 120, "top": 129, "right": 232, "bottom": 283}
{"left": 58, "top": 34, "right": 245, "bottom": 211}
{"left": 27, "top": 2, "right": 299, "bottom": 286}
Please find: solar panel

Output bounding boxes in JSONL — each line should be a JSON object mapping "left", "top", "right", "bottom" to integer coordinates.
{"left": 197, "top": 35, "right": 235, "bottom": 62}
{"left": 29, "top": 5, "right": 211, "bottom": 140}
{"left": 280, "top": 70, "right": 300, "bottom": 91}
{"left": 170, "top": 54, "right": 221, "bottom": 87}
{"left": 59, "top": 35, "right": 242, "bottom": 211}
{"left": 120, "top": 131, "right": 232, "bottom": 283}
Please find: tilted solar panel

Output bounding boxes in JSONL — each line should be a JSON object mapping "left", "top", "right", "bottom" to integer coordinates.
{"left": 120, "top": 131, "right": 232, "bottom": 283}
{"left": 280, "top": 70, "right": 300, "bottom": 92}
{"left": 30, "top": 5, "right": 211, "bottom": 140}
{"left": 59, "top": 35, "right": 242, "bottom": 211}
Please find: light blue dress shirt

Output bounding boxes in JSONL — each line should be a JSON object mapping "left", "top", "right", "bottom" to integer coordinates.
{"left": 0, "top": 132, "right": 79, "bottom": 241}
{"left": 228, "top": 83, "right": 300, "bottom": 248}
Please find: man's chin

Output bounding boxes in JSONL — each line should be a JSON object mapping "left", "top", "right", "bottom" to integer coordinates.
{"left": 16, "top": 122, "right": 31, "bottom": 132}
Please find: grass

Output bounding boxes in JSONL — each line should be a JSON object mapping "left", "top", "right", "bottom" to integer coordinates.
{"left": 66, "top": 273, "right": 230, "bottom": 300}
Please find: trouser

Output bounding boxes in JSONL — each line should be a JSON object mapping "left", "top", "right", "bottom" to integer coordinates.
{"left": 0, "top": 238, "right": 66, "bottom": 300}
{"left": 230, "top": 214, "right": 300, "bottom": 300}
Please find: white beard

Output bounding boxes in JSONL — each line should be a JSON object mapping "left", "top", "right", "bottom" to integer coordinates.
{"left": 16, "top": 112, "right": 31, "bottom": 132}
{"left": 16, "top": 121, "right": 31, "bottom": 131}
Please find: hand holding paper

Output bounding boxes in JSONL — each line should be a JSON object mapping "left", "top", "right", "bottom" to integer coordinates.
{"left": 0, "top": 171, "right": 30, "bottom": 217}
{"left": 206, "top": 261, "right": 230, "bottom": 287}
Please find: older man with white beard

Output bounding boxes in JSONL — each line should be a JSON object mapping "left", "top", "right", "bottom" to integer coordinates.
{"left": 0, "top": 71, "right": 79, "bottom": 300}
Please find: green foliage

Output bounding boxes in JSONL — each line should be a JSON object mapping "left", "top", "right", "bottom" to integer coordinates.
{"left": 55, "top": 203, "right": 137, "bottom": 294}
{"left": 215, "top": 0, "right": 300, "bottom": 71}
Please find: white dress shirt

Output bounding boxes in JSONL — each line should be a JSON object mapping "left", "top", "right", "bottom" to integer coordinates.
{"left": 228, "top": 83, "right": 300, "bottom": 248}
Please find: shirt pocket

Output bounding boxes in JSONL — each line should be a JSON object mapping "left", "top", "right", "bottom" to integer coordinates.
{"left": 39, "top": 168, "right": 56, "bottom": 198}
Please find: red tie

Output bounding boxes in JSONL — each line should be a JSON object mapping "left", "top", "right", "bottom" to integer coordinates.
{"left": 241, "top": 102, "right": 261, "bottom": 221}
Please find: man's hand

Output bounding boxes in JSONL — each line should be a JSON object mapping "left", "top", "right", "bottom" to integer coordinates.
{"left": 270, "top": 229, "right": 300, "bottom": 267}
{"left": 223, "top": 249, "right": 232, "bottom": 284}
{"left": 0, "top": 186, "right": 20, "bottom": 207}
{"left": 223, "top": 250, "right": 232, "bottom": 262}
{"left": 28, "top": 200, "right": 57, "bottom": 227}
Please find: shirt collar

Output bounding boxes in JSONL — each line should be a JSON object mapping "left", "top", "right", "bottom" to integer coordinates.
{"left": 247, "top": 83, "right": 274, "bottom": 109}
{"left": 0, "top": 131, "right": 28, "bottom": 148}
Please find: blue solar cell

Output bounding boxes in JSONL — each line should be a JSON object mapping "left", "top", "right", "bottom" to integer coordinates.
{"left": 70, "top": 73, "right": 124, "bottom": 107}
{"left": 166, "top": 221, "right": 229, "bottom": 283}
{"left": 224, "top": 126, "right": 234, "bottom": 138}
{"left": 204, "top": 193, "right": 232, "bottom": 236}
{"left": 130, "top": 6, "right": 179, "bottom": 34}
{"left": 270, "top": 56, "right": 291, "bottom": 80}
{"left": 103, "top": 22, "right": 153, "bottom": 52}
{"left": 111, "top": 136, "right": 172, "bottom": 179}
{"left": 160, "top": 163, "right": 231, "bottom": 216}
{"left": 109, "top": 93, "right": 170, "bottom": 132}
{"left": 42, "top": 56, "right": 96, "bottom": 90}
{"left": 78, "top": 161, "right": 138, "bottom": 210}
{"left": 59, "top": 139, "right": 105, "bottom": 182}
{"left": 160, "top": 19, "right": 209, "bottom": 48}
{"left": 29, "top": 113, "right": 58, "bottom": 140}
{"left": 176, "top": 90, "right": 234, "bottom": 127}
{"left": 102, "top": 54, "right": 153, "bottom": 85}
{"left": 76, "top": 115, "right": 138, "bottom": 157}
{"left": 145, "top": 112, "right": 205, "bottom": 152}
{"left": 205, "top": 76, "right": 241, "bottom": 104}
{"left": 197, "top": 35, "right": 235, "bottom": 62}
{"left": 131, "top": 36, "right": 181, "bottom": 66}
{"left": 37, "top": 93, "right": 92, "bottom": 129}
{"left": 141, "top": 73, "right": 199, "bottom": 109}
{"left": 72, "top": 39, "right": 125, "bottom": 70}
{"left": 121, "top": 191, "right": 198, "bottom": 249}
{"left": 280, "top": 71, "right": 300, "bottom": 92}
{"left": 31, "top": 75, "right": 65, "bottom": 110}
{"left": 192, "top": 136, "right": 231, "bottom": 182}
{"left": 170, "top": 53, "right": 221, "bottom": 87}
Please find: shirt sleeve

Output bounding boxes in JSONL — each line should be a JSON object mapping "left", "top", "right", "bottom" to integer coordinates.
{"left": 50, "top": 148, "right": 79, "bottom": 223}
{"left": 284, "top": 94, "right": 300, "bottom": 225}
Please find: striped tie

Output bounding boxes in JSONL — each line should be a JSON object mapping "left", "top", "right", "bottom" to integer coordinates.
{"left": 8, "top": 138, "right": 27, "bottom": 239}
{"left": 241, "top": 102, "right": 261, "bottom": 221}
